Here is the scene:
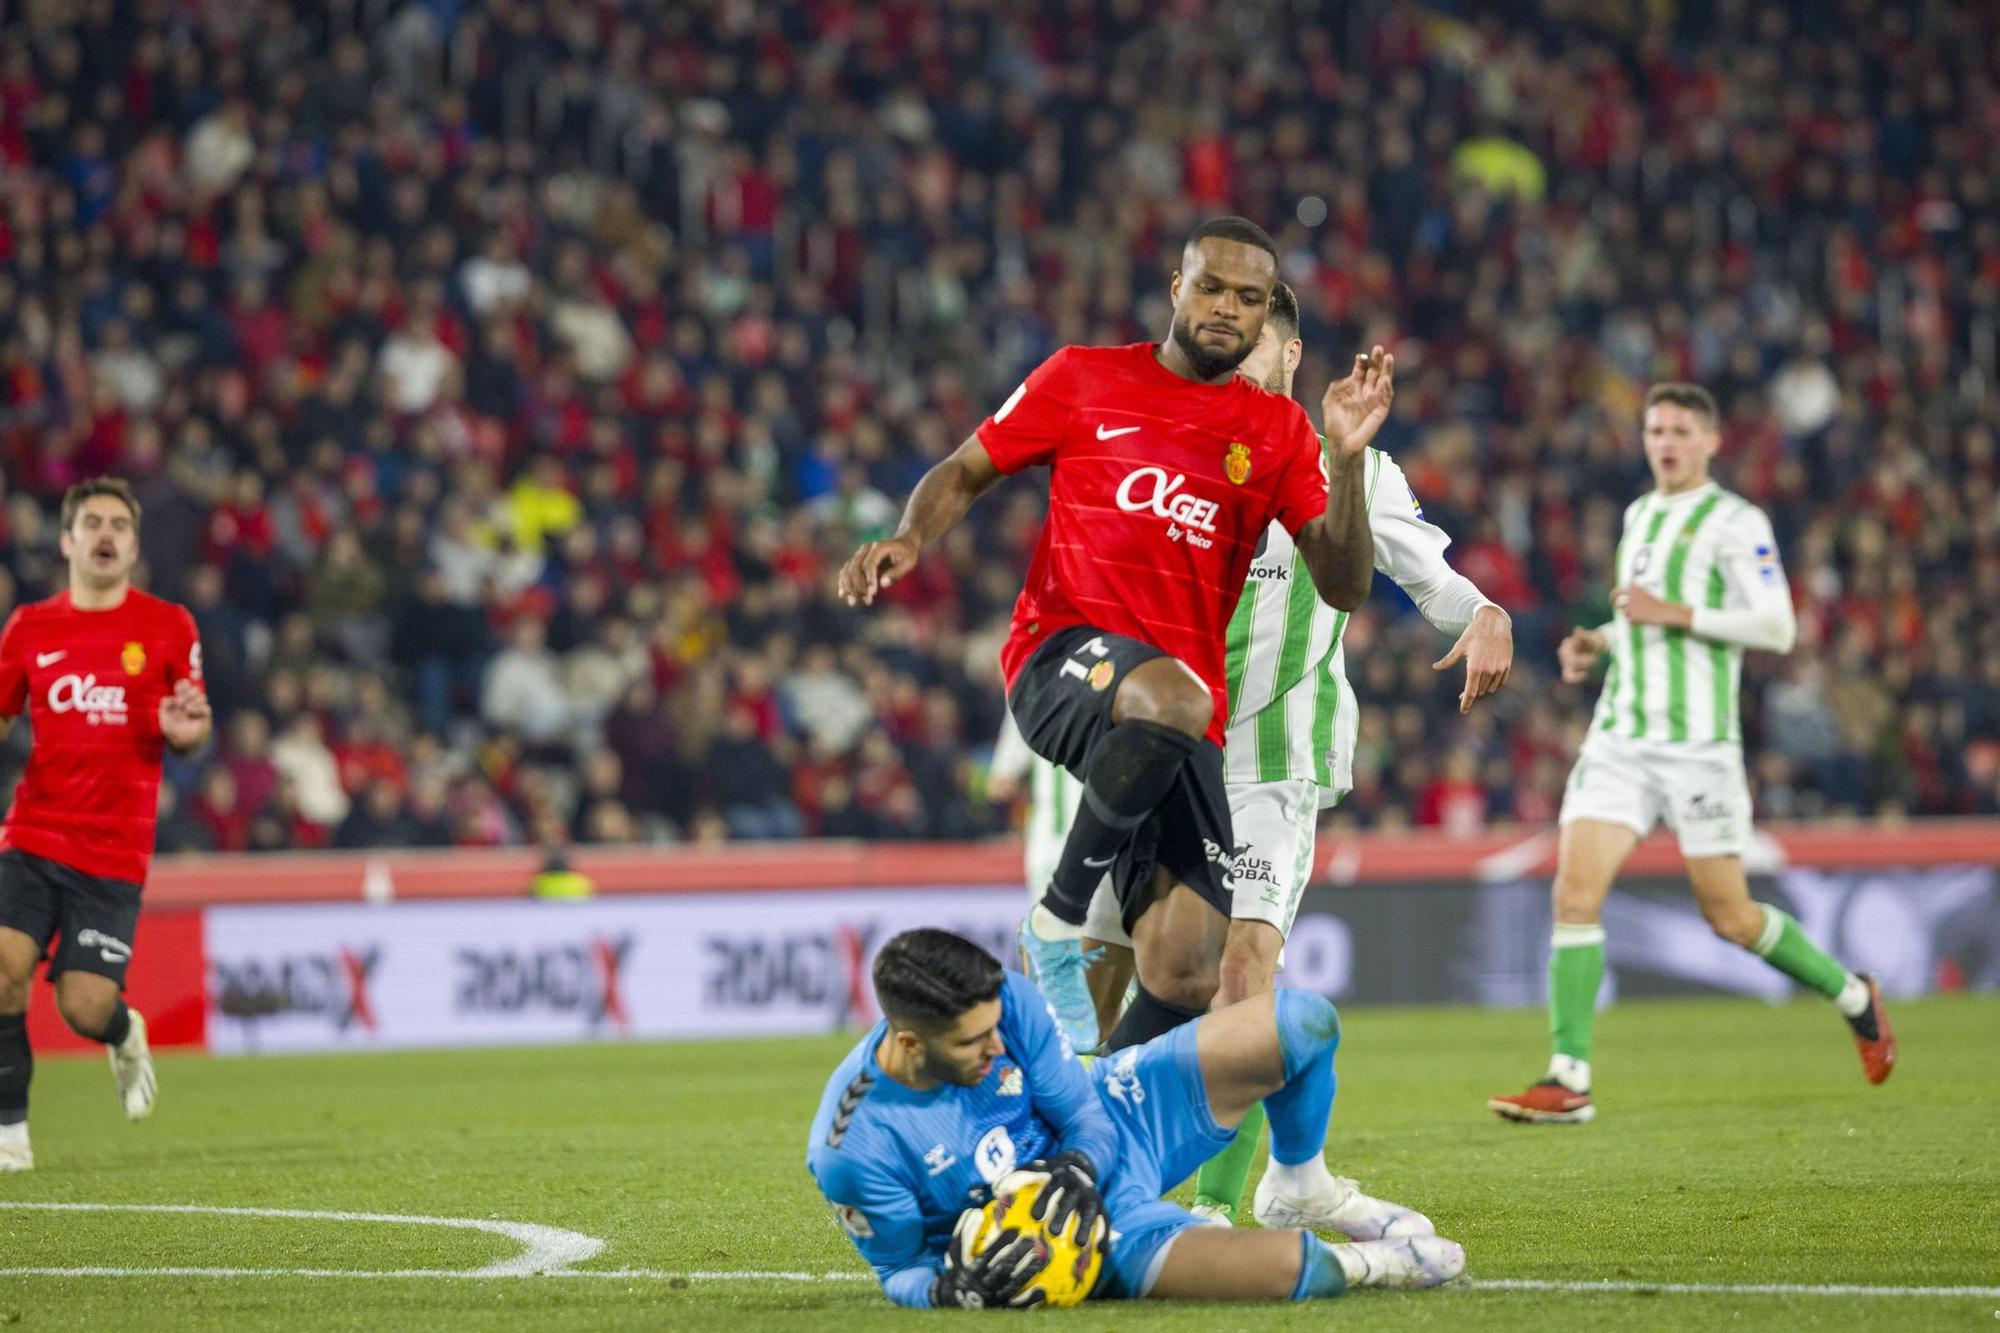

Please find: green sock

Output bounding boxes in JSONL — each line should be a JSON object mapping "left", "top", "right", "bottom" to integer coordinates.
{"left": 1549, "top": 924, "right": 1606, "bottom": 1063}
{"left": 1194, "top": 1101, "right": 1266, "bottom": 1214}
{"left": 1751, "top": 904, "right": 1851, "bottom": 999}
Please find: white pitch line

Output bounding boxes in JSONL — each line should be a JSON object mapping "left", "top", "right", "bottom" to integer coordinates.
{"left": 0, "top": 1201, "right": 603, "bottom": 1276}
{"left": 1472, "top": 1278, "right": 2000, "bottom": 1299}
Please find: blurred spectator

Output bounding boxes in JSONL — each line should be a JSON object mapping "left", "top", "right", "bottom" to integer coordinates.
{"left": 481, "top": 617, "right": 572, "bottom": 749}
{"left": 0, "top": 0, "right": 1989, "bottom": 856}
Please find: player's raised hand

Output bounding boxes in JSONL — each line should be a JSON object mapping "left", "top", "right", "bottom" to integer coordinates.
{"left": 158, "top": 679, "right": 212, "bottom": 749}
{"left": 1557, "top": 626, "right": 1609, "bottom": 683}
{"left": 934, "top": 1216, "right": 1051, "bottom": 1309}
{"left": 836, "top": 534, "right": 922, "bottom": 607}
{"left": 1320, "top": 344, "right": 1396, "bottom": 461}
{"left": 1434, "top": 604, "right": 1514, "bottom": 713}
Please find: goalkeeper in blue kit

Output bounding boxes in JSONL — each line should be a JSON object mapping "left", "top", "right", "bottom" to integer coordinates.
{"left": 805, "top": 929, "right": 1462, "bottom": 1307}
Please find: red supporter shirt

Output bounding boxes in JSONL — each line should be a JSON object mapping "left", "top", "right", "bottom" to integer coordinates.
{"left": 0, "top": 589, "right": 204, "bottom": 884}
{"left": 978, "top": 342, "right": 1328, "bottom": 743}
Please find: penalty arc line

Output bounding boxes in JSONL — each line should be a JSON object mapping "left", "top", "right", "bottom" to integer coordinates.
{"left": 0, "top": 1201, "right": 603, "bottom": 1276}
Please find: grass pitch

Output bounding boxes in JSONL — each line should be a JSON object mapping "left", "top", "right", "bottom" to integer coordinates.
{"left": 4, "top": 994, "right": 1997, "bottom": 1331}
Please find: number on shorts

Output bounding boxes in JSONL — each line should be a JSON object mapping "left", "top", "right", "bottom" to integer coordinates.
{"left": 1056, "top": 636, "right": 1111, "bottom": 681}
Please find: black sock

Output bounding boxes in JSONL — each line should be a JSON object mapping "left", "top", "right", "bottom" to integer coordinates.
{"left": 91, "top": 1001, "right": 132, "bottom": 1049}
{"left": 1104, "top": 983, "right": 1204, "bottom": 1052}
{"left": 1044, "top": 721, "right": 1198, "bottom": 925}
{"left": 0, "top": 1014, "right": 30, "bottom": 1125}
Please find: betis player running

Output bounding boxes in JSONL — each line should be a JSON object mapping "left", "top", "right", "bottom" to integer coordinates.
{"left": 839, "top": 218, "right": 1379, "bottom": 1058}
{"left": 1489, "top": 384, "right": 1895, "bottom": 1125}
{"left": 0, "top": 478, "right": 212, "bottom": 1170}
{"left": 1075, "top": 283, "right": 1515, "bottom": 1225}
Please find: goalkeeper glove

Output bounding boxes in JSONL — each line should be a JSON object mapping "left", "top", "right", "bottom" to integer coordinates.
{"left": 932, "top": 1214, "right": 1050, "bottom": 1309}
{"left": 1022, "top": 1151, "right": 1102, "bottom": 1244}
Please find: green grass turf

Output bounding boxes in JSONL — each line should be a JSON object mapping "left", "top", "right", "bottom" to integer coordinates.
{"left": 3, "top": 994, "right": 1996, "bottom": 1330}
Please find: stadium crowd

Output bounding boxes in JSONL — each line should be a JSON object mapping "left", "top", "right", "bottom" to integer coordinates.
{"left": 1, "top": 0, "right": 1997, "bottom": 855}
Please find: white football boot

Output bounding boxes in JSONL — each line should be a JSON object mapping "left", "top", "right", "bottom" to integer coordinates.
{"left": 108, "top": 1008, "right": 156, "bottom": 1121}
{"left": 1188, "top": 1202, "right": 1235, "bottom": 1228}
{"left": 1254, "top": 1169, "right": 1435, "bottom": 1240}
{"left": 1335, "top": 1235, "right": 1466, "bottom": 1289}
{"left": 0, "top": 1120, "right": 31, "bottom": 1172}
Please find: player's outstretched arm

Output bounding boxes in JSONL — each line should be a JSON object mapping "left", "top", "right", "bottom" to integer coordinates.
{"left": 837, "top": 436, "right": 1003, "bottom": 607}
{"left": 1294, "top": 348, "right": 1395, "bottom": 610}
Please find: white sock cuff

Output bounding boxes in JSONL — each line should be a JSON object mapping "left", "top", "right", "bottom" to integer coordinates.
{"left": 1550, "top": 923, "right": 1606, "bottom": 949}
{"left": 1753, "top": 903, "right": 1784, "bottom": 957}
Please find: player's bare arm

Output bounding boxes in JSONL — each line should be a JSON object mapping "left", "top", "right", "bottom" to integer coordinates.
{"left": 159, "top": 679, "right": 212, "bottom": 754}
{"left": 1558, "top": 625, "right": 1610, "bottom": 683}
{"left": 1293, "top": 348, "right": 1394, "bottom": 611}
{"left": 1433, "top": 604, "right": 1514, "bottom": 713}
{"left": 837, "top": 437, "right": 1004, "bottom": 606}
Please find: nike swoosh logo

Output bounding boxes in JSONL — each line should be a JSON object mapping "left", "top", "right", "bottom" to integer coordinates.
{"left": 1095, "top": 424, "right": 1140, "bottom": 440}
{"left": 36, "top": 651, "right": 66, "bottom": 667}
{"left": 1082, "top": 854, "right": 1117, "bottom": 868}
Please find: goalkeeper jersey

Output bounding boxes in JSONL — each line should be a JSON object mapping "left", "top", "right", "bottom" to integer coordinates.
{"left": 1223, "top": 445, "right": 1484, "bottom": 792}
{"left": 1591, "top": 482, "right": 1788, "bottom": 744}
{"left": 806, "top": 972, "right": 1118, "bottom": 1308}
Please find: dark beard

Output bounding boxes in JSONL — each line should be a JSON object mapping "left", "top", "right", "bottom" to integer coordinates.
{"left": 1170, "top": 316, "right": 1253, "bottom": 379}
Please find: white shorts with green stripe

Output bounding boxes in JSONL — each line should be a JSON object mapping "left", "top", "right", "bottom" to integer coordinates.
{"left": 1080, "top": 777, "right": 1322, "bottom": 951}
{"left": 1558, "top": 733, "right": 1752, "bottom": 859}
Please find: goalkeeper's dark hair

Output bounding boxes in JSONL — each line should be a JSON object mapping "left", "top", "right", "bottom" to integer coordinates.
{"left": 873, "top": 929, "right": 1006, "bottom": 1034}
{"left": 1185, "top": 215, "right": 1278, "bottom": 264}
{"left": 1267, "top": 280, "right": 1301, "bottom": 343}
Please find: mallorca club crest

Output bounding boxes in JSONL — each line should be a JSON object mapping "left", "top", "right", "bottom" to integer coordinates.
{"left": 121, "top": 642, "right": 147, "bottom": 676}
{"left": 1224, "top": 442, "right": 1252, "bottom": 486}
{"left": 1087, "top": 660, "right": 1116, "bottom": 692}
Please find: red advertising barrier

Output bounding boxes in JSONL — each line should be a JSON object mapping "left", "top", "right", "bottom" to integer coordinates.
{"left": 139, "top": 819, "right": 2000, "bottom": 905}
{"left": 29, "top": 908, "right": 205, "bottom": 1054}
{"left": 31, "top": 819, "right": 2000, "bottom": 1056}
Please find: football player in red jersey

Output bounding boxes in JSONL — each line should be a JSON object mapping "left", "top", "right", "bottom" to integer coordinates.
{"left": 0, "top": 478, "right": 211, "bottom": 1170}
{"left": 839, "top": 217, "right": 1393, "bottom": 1055}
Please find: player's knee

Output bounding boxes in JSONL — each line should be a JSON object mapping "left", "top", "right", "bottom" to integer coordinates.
{"left": 1216, "top": 939, "right": 1279, "bottom": 1008}
{"left": 1550, "top": 873, "right": 1605, "bottom": 925}
{"left": 55, "top": 989, "right": 114, "bottom": 1037}
{"left": 0, "top": 974, "right": 28, "bottom": 1016}
{"left": 1115, "top": 664, "right": 1213, "bottom": 739}
{"left": 1273, "top": 989, "right": 1341, "bottom": 1078}
{"left": 1141, "top": 951, "right": 1218, "bottom": 1013}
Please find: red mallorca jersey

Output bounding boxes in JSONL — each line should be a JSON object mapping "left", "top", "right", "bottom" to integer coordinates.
{"left": 977, "top": 342, "right": 1328, "bottom": 743}
{"left": 0, "top": 588, "right": 204, "bottom": 883}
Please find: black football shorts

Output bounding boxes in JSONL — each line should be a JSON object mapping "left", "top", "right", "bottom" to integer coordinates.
{"left": 0, "top": 848, "right": 143, "bottom": 986}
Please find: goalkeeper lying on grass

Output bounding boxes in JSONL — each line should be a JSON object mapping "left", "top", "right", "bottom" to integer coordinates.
{"left": 806, "top": 928, "right": 1462, "bottom": 1307}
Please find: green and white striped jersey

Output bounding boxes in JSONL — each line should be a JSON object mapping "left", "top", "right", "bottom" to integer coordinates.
{"left": 1591, "top": 482, "right": 1791, "bottom": 744}
{"left": 1222, "top": 445, "right": 1492, "bottom": 794}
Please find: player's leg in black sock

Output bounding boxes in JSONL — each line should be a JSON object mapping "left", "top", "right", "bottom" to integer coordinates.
{"left": 1104, "top": 982, "right": 1205, "bottom": 1051}
{"left": 1044, "top": 720, "right": 1199, "bottom": 923}
{"left": 82, "top": 999, "right": 131, "bottom": 1048}
{"left": 0, "top": 1015, "right": 30, "bottom": 1125}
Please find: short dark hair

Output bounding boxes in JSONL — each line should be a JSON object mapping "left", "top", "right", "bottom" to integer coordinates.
{"left": 873, "top": 929, "right": 1005, "bottom": 1034}
{"left": 1644, "top": 382, "right": 1719, "bottom": 430}
{"left": 1186, "top": 215, "right": 1278, "bottom": 265}
{"left": 1267, "top": 280, "right": 1302, "bottom": 342}
{"left": 60, "top": 477, "right": 142, "bottom": 534}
